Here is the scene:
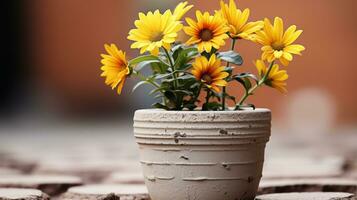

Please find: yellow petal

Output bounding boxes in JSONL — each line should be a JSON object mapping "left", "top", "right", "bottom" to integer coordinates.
{"left": 274, "top": 50, "right": 283, "bottom": 58}
{"left": 279, "top": 57, "right": 290, "bottom": 66}
{"left": 283, "top": 52, "right": 293, "bottom": 61}
{"left": 273, "top": 17, "right": 284, "bottom": 41}
{"left": 185, "top": 17, "right": 198, "bottom": 30}
{"left": 173, "top": 1, "right": 193, "bottom": 20}
{"left": 271, "top": 82, "right": 287, "bottom": 94}
{"left": 212, "top": 79, "right": 227, "bottom": 87}
{"left": 210, "top": 85, "right": 220, "bottom": 93}
{"left": 213, "top": 72, "right": 229, "bottom": 80}
{"left": 285, "top": 30, "right": 303, "bottom": 45}
{"left": 282, "top": 25, "right": 296, "bottom": 43}
{"left": 238, "top": 9, "right": 250, "bottom": 28}
{"left": 263, "top": 18, "right": 274, "bottom": 39}
{"left": 284, "top": 44, "right": 305, "bottom": 55}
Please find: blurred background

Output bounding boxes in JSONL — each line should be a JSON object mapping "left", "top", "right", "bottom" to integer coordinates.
{"left": 0, "top": 0, "right": 356, "bottom": 188}
{"left": 2, "top": 0, "right": 357, "bottom": 128}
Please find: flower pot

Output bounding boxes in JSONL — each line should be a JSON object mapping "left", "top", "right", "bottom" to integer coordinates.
{"left": 133, "top": 108, "right": 271, "bottom": 200}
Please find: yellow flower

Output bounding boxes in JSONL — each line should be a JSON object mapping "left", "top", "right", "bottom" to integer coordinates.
{"left": 100, "top": 44, "right": 130, "bottom": 95}
{"left": 184, "top": 11, "right": 229, "bottom": 53}
{"left": 192, "top": 55, "right": 229, "bottom": 92}
{"left": 255, "top": 60, "right": 288, "bottom": 93}
{"left": 255, "top": 17, "right": 305, "bottom": 66}
{"left": 173, "top": 1, "right": 193, "bottom": 20}
{"left": 218, "top": 0, "right": 263, "bottom": 40}
{"left": 128, "top": 9, "right": 183, "bottom": 55}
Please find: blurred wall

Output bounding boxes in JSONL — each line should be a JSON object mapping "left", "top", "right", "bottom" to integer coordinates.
{"left": 22, "top": 0, "right": 357, "bottom": 125}
{"left": 1, "top": 1, "right": 28, "bottom": 116}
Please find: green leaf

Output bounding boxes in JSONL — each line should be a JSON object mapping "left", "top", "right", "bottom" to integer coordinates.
{"left": 152, "top": 103, "right": 168, "bottom": 110}
{"left": 233, "top": 73, "right": 259, "bottom": 91}
{"left": 176, "top": 74, "right": 195, "bottom": 81}
{"left": 172, "top": 44, "right": 183, "bottom": 52}
{"left": 163, "top": 90, "right": 179, "bottom": 110}
{"left": 159, "top": 81, "right": 173, "bottom": 90}
{"left": 201, "top": 47, "right": 218, "bottom": 57}
{"left": 129, "top": 55, "right": 160, "bottom": 65}
{"left": 175, "top": 47, "right": 199, "bottom": 70}
{"left": 177, "top": 63, "right": 192, "bottom": 71}
{"left": 148, "top": 88, "right": 162, "bottom": 96}
{"left": 201, "top": 51, "right": 211, "bottom": 60}
{"left": 135, "top": 60, "right": 161, "bottom": 71}
{"left": 225, "top": 66, "right": 234, "bottom": 74}
{"left": 132, "top": 81, "right": 150, "bottom": 93}
{"left": 182, "top": 47, "right": 199, "bottom": 56}
{"left": 154, "top": 73, "right": 173, "bottom": 80}
{"left": 187, "top": 49, "right": 199, "bottom": 58}
{"left": 234, "top": 77, "right": 252, "bottom": 91}
{"left": 173, "top": 90, "right": 193, "bottom": 96}
{"left": 202, "top": 102, "right": 221, "bottom": 111}
{"left": 235, "top": 103, "right": 256, "bottom": 110}
{"left": 227, "top": 94, "right": 236, "bottom": 104}
{"left": 188, "top": 82, "right": 200, "bottom": 89}
{"left": 153, "top": 94, "right": 163, "bottom": 99}
{"left": 183, "top": 101, "right": 197, "bottom": 110}
{"left": 164, "top": 91, "right": 176, "bottom": 102}
{"left": 217, "top": 50, "right": 243, "bottom": 65}
{"left": 234, "top": 73, "right": 259, "bottom": 83}
{"left": 154, "top": 71, "right": 189, "bottom": 81}
{"left": 172, "top": 45, "right": 184, "bottom": 60}
{"left": 151, "top": 62, "right": 169, "bottom": 74}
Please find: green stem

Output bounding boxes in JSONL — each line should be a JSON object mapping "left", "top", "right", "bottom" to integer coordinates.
{"left": 192, "top": 83, "right": 202, "bottom": 105}
{"left": 230, "top": 38, "right": 237, "bottom": 53}
{"left": 237, "top": 61, "right": 275, "bottom": 107}
{"left": 133, "top": 71, "right": 166, "bottom": 104}
{"left": 262, "top": 61, "right": 275, "bottom": 82}
{"left": 222, "top": 38, "right": 237, "bottom": 111}
{"left": 205, "top": 89, "right": 210, "bottom": 104}
{"left": 163, "top": 48, "right": 178, "bottom": 89}
{"left": 237, "top": 84, "right": 258, "bottom": 107}
{"left": 134, "top": 71, "right": 161, "bottom": 89}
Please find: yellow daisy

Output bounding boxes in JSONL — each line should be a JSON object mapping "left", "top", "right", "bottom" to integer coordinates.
{"left": 218, "top": 0, "right": 263, "bottom": 40}
{"left": 192, "top": 55, "right": 229, "bottom": 92}
{"left": 255, "top": 60, "right": 288, "bottom": 93}
{"left": 255, "top": 17, "right": 305, "bottom": 66}
{"left": 173, "top": 1, "right": 193, "bottom": 21}
{"left": 184, "top": 11, "right": 229, "bottom": 53}
{"left": 100, "top": 44, "right": 130, "bottom": 95}
{"left": 127, "top": 10, "right": 183, "bottom": 55}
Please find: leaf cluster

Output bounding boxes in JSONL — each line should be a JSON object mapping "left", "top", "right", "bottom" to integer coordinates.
{"left": 129, "top": 43, "right": 250, "bottom": 110}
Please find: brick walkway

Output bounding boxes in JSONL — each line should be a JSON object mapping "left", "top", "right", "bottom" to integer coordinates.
{"left": 0, "top": 123, "right": 356, "bottom": 199}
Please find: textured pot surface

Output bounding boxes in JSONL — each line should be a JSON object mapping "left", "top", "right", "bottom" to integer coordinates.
{"left": 134, "top": 109, "right": 271, "bottom": 200}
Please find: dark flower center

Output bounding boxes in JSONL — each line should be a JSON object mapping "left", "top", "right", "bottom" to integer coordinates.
{"left": 271, "top": 42, "right": 285, "bottom": 51}
{"left": 151, "top": 32, "right": 164, "bottom": 42}
{"left": 199, "top": 29, "right": 214, "bottom": 41}
{"left": 201, "top": 74, "right": 213, "bottom": 84}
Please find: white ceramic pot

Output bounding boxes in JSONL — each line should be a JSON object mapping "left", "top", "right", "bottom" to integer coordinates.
{"left": 134, "top": 109, "right": 271, "bottom": 200}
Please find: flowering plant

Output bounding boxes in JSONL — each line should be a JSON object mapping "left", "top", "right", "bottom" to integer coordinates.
{"left": 100, "top": 0, "right": 305, "bottom": 111}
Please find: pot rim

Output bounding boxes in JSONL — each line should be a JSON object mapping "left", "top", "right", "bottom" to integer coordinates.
{"left": 134, "top": 108, "right": 270, "bottom": 114}
{"left": 134, "top": 108, "right": 271, "bottom": 123}
{"left": 134, "top": 108, "right": 271, "bottom": 144}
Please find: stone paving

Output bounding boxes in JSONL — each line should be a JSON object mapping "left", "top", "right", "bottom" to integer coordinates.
{"left": 0, "top": 123, "right": 356, "bottom": 199}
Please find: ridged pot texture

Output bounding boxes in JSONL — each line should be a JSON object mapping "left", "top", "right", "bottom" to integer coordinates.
{"left": 134, "top": 109, "right": 271, "bottom": 200}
